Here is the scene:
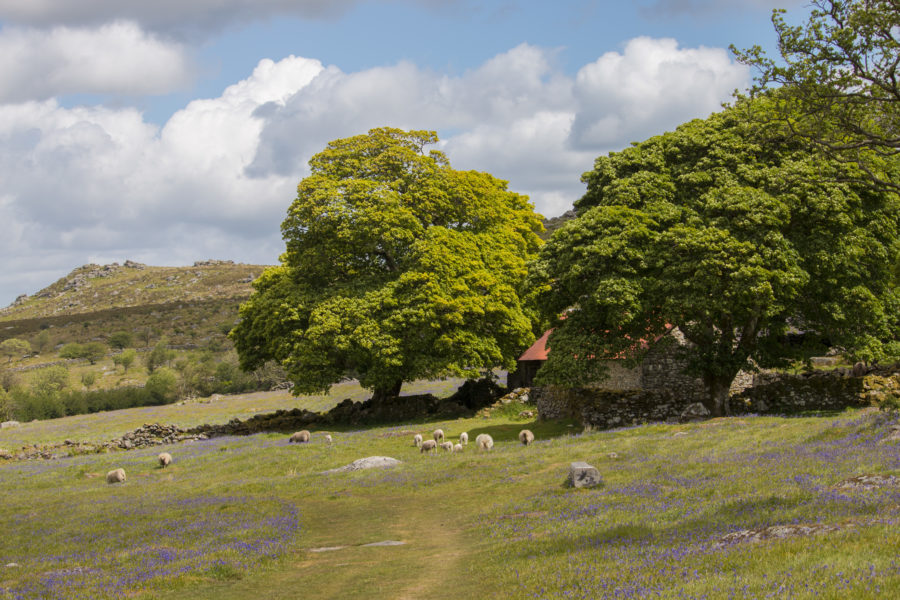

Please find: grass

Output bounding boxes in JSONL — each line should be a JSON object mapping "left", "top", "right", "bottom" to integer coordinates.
{"left": 1, "top": 390, "right": 899, "bottom": 599}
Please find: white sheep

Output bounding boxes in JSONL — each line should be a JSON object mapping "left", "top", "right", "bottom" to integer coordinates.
{"left": 475, "top": 433, "right": 493, "bottom": 452}
{"left": 432, "top": 428, "right": 444, "bottom": 443}
{"left": 413, "top": 433, "right": 423, "bottom": 447}
{"left": 106, "top": 468, "right": 126, "bottom": 484}
{"left": 158, "top": 452, "right": 172, "bottom": 467}
{"left": 440, "top": 441, "right": 454, "bottom": 452}
{"left": 453, "top": 443, "right": 463, "bottom": 453}
{"left": 289, "top": 430, "right": 310, "bottom": 443}
{"left": 519, "top": 429, "right": 535, "bottom": 446}
{"left": 420, "top": 439, "right": 437, "bottom": 453}
{"left": 459, "top": 431, "right": 468, "bottom": 446}
{"left": 324, "top": 434, "right": 333, "bottom": 444}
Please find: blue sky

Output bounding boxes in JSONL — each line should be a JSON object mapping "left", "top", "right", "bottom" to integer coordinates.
{"left": 0, "top": 0, "right": 808, "bottom": 307}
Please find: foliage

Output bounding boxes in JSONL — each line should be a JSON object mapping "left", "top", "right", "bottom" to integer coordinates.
{"left": 145, "top": 341, "right": 175, "bottom": 374}
{"left": 145, "top": 367, "right": 178, "bottom": 403}
{"left": 113, "top": 349, "right": 137, "bottom": 373}
{"left": 531, "top": 100, "right": 900, "bottom": 415}
{"left": 232, "top": 127, "right": 543, "bottom": 400}
{"left": 0, "top": 386, "right": 10, "bottom": 420}
{"left": 81, "top": 341, "right": 107, "bottom": 365}
{"left": 0, "top": 338, "right": 31, "bottom": 363}
{"left": 733, "top": 0, "right": 900, "bottom": 186}
{"left": 59, "top": 342, "right": 85, "bottom": 359}
{"left": 34, "top": 330, "right": 52, "bottom": 353}
{"left": 81, "top": 372, "right": 97, "bottom": 388}
{"left": 108, "top": 331, "right": 133, "bottom": 349}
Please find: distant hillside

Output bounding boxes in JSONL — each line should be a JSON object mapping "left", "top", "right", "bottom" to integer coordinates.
{"left": 0, "top": 260, "right": 269, "bottom": 348}
{"left": 1, "top": 260, "right": 265, "bottom": 322}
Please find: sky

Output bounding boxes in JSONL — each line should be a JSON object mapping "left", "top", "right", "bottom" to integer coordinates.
{"left": 0, "top": 0, "right": 809, "bottom": 308}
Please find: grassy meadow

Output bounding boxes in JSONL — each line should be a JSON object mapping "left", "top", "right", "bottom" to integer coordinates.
{"left": 1, "top": 385, "right": 899, "bottom": 599}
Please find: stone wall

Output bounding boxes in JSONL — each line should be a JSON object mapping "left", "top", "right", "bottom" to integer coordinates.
{"left": 533, "top": 385, "right": 698, "bottom": 429}
{"left": 536, "top": 366, "right": 900, "bottom": 429}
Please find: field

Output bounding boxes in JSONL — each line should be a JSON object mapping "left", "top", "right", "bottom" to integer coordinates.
{"left": 2, "top": 384, "right": 900, "bottom": 599}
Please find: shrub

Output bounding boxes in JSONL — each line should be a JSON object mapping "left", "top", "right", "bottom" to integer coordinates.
{"left": 59, "top": 343, "right": 85, "bottom": 359}
{"left": 113, "top": 349, "right": 137, "bottom": 373}
{"left": 145, "top": 341, "right": 175, "bottom": 374}
{"left": 81, "top": 372, "right": 97, "bottom": 388}
{"left": 108, "top": 331, "right": 133, "bottom": 349}
{"left": 82, "top": 342, "right": 107, "bottom": 365}
{"left": 146, "top": 368, "right": 179, "bottom": 403}
{"left": 0, "top": 338, "right": 31, "bottom": 363}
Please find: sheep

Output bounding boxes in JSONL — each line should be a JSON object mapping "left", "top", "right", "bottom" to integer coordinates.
{"left": 324, "top": 434, "right": 333, "bottom": 444}
{"left": 440, "top": 441, "right": 454, "bottom": 452}
{"left": 519, "top": 429, "right": 535, "bottom": 446}
{"left": 432, "top": 428, "right": 444, "bottom": 443}
{"left": 475, "top": 433, "right": 494, "bottom": 452}
{"left": 158, "top": 452, "right": 172, "bottom": 468}
{"left": 413, "top": 433, "right": 423, "bottom": 447}
{"left": 289, "top": 430, "right": 310, "bottom": 444}
{"left": 459, "top": 431, "right": 468, "bottom": 446}
{"left": 453, "top": 443, "right": 463, "bottom": 453}
{"left": 420, "top": 439, "right": 437, "bottom": 453}
{"left": 106, "top": 468, "right": 126, "bottom": 484}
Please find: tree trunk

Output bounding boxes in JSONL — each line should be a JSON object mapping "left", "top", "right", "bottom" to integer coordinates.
{"left": 703, "top": 376, "right": 733, "bottom": 417}
{"left": 371, "top": 379, "right": 403, "bottom": 403}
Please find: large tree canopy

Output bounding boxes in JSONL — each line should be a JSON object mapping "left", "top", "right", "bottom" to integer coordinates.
{"left": 734, "top": 0, "right": 900, "bottom": 187}
{"left": 531, "top": 101, "right": 900, "bottom": 416}
{"left": 232, "top": 128, "right": 543, "bottom": 400}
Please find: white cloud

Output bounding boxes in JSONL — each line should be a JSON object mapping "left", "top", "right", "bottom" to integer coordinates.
{"left": 0, "top": 40, "right": 748, "bottom": 306}
{"left": 0, "top": 21, "right": 193, "bottom": 101}
{"left": 570, "top": 37, "right": 748, "bottom": 149}
{"left": 0, "top": 0, "right": 453, "bottom": 36}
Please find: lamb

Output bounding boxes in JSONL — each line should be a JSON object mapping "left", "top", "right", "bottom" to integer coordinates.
{"left": 440, "top": 441, "right": 454, "bottom": 452}
{"left": 453, "top": 443, "right": 463, "bottom": 453}
{"left": 475, "top": 433, "right": 493, "bottom": 452}
{"left": 413, "top": 433, "right": 423, "bottom": 447}
{"left": 420, "top": 439, "right": 437, "bottom": 453}
{"left": 459, "top": 432, "right": 468, "bottom": 446}
{"left": 519, "top": 429, "right": 535, "bottom": 446}
{"left": 289, "top": 430, "right": 310, "bottom": 443}
{"left": 324, "top": 434, "right": 333, "bottom": 444}
{"left": 158, "top": 452, "right": 172, "bottom": 467}
{"left": 432, "top": 429, "right": 444, "bottom": 443}
{"left": 106, "top": 468, "right": 126, "bottom": 484}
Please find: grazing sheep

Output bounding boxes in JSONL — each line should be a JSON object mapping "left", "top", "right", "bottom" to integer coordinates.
{"left": 106, "top": 468, "right": 126, "bottom": 484}
{"left": 519, "top": 429, "right": 535, "bottom": 446}
{"left": 420, "top": 440, "right": 437, "bottom": 453}
{"left": 432, "top": 428, "right": 444, "bottom": 443}
{"left": 324, "top": 434, "right": 333, "bottom": 444}
{"left": 459, "top": 432, "right": 468, "bottom": 446}
{"left": 158, "top": 452, "right": 172, "bottom": 468}
{"left": 413, "top": 433, "right": 423, "bottom": 447}
{"left": 453, "top": 443, "right": 463, "bottom": 453}
{"left": 289, "top": 430, "right": 311, "bottom": 444}
{"left": 440, "top": 441, "right": 453, "bottom": 452}
{"left": 475, "top": 433, "right": 494, "bottom": 452}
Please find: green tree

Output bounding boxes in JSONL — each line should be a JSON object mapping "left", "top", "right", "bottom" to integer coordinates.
{"left": 59, "top": 343, "right": 85, "bottom": 360}
{"left": 113, "top": 349, "right": 137, "bottom": 373}
{"left": 34, "top": 330, "right": 52, "bottom": 354}
{"left": 31, "top": 365, "right": 69, "bottom": 399}
{"left": 145, "top": 341, "right": 175, "bottom": 374}
{"left": 232, "top": 127, "right": 543, "bottom": 401}
{"left": 145, "top": 367, "right": 178, "bottom": 403}
{"left": 0, "top": 338, "right": 31, "bottom": 363}
{"left": 734, "top": 1, "right": 900, "bottom": 186}
{"left": 108, "top": 331, "right": 133, "bottom": 350}
{"left": 0, "top": 386, "right": 11, "bottom": 420}
{"left": 80, "top": 372, "right": 97, "bottom": 388}
{"left": 81, "top": 342, "right": 107, "bottom": 365}
{"left": 531, "top": 101, "right": 900, "bottom": 416}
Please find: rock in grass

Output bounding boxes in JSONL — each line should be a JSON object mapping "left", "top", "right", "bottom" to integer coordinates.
{"left": 567, "top": 461, "right": 602, "bottom": 488}
{"left": 679, "top": 402, "right": 710, "bottom": 422}
{"left": 322, "top": 456, "right": 401, "bottom": 474}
